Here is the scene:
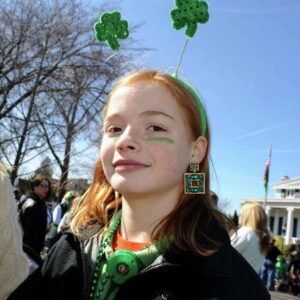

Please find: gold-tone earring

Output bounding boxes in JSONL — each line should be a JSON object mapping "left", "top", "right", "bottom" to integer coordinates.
{"left": 184, "top": 162, "right": 205, "bottom": 194}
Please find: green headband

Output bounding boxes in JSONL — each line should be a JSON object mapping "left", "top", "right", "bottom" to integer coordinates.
{"left": 173, "top": 76, "right": 207, "bottom": 137}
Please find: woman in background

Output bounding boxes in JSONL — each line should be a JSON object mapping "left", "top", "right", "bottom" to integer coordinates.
{"left": 231, "top": 201, "right": 270, "bottom": 273}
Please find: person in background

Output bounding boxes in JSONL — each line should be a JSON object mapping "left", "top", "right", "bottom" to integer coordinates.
{"left": 210, "top": 191, "right": 218, "bottom": 207}
{"left": 13, "top": 188, "right": 21, "bottom": 202}
{"left": 275, "top": 256, "right": 288, "bottom": 280}
{"left": 44, "top": 191, "right": 78, "bottom": 249}
{"left": 290, "top": 240, "right": 300, "bottom": 276}
{"left": 288, "top": 242, "right": 297, "bottom": 274}
{"left": 19, "top": 175, "right": 51, "bottom": 258}
{"left": 231, "top": 202, "right": 270, "bottom": 273}
{"left": 46, "top": 202, "right": 53, "bottom": 231}
{"left": 260, "top": 239, "right": 282, "bottom": 290}
{"left": 0, "top": 164, "right": 29, "bottom": 299}
{"left": 57, "top": 196, "right": 81, "bottom": 234}
{"left": 275, "top": 256, "right": 289, "bottom": 293}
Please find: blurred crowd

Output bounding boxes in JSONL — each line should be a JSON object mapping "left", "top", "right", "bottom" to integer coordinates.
{"left": 14, "top": 175, "right": 82, "bottom": 269}
{"left": 231, "top": 201, "right": 300, "bottom": 296}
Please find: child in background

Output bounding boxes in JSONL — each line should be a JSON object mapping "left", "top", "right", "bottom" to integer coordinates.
{"left": 9, "top": 71, "right": 270, "bottom": 300}
{"left": 275, "top": 256, "right": 289, "bottom": 292}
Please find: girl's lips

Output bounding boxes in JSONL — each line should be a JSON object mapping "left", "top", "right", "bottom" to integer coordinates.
{"left": 114, "top": 164, "right": 148, "bottom": 172}
{"left": 112, "top": 159, "right": 149, "bottom": 172}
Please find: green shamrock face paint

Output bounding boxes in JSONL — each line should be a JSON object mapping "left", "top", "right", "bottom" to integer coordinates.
{"left": 94, "top": 11, "right": 129, "bottom": 51}
{"left": 144, "top": 137, "right": 174, "bottom": 144}
{"left": 171, "top": 0, "right": 209, "bottom": 38}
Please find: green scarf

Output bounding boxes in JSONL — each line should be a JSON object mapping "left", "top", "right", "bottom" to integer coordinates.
{"left": 90, "top": 210, "right": 167, "bottom": 300}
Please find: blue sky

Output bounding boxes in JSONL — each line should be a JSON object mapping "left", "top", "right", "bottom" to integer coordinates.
{"left": 97, "top": 0, "right": 300, "bottom": 213}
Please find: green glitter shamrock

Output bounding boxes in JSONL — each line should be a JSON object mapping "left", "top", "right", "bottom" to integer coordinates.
{"left": 94, "top": 11, "right": 129, "bottom": 51}
{"left": 171, "top": 0, "right": 209, "bottom": 38}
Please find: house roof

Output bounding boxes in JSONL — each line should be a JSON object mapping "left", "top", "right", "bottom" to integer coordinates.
{"left": 272, "top": 177, "right": 300, "bottom": 190}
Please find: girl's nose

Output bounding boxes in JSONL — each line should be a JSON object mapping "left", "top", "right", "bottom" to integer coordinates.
{"left": 115, "top": 128, "right": 141, "bottom": 152}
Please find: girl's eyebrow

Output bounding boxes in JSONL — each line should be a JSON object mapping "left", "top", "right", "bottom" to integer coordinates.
{"left": 104, "top": 111, "right": 175, "bottom": 123}
{"left": 104, "top": 114, "right": 119, "bottom": 123}
{"left": 141, "top": 110, "right": 175, "bottom": 122}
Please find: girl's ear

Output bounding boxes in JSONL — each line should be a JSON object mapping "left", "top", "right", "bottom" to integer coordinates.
{"left": 191, "top": 136, "right": 207, "bottom": 163}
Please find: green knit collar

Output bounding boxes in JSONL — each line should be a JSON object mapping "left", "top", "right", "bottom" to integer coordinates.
{"left": 103, "top": 210, "right": 166, "bottom": 266}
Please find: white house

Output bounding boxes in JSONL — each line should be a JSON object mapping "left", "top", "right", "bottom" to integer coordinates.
{"left": 242, "top": 176, "right": 300, "bottom": 245}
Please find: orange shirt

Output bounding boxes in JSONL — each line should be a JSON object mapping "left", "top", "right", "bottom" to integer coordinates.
{"left": 112, "top": 226, "right": 151, "bottom": 252}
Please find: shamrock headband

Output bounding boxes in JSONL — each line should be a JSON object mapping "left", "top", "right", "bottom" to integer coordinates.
{"left": 94, "top": 0, "right": 209, "bottom": 137}
{"left": 173, "top": 77, "right": 207, "bottom": 137}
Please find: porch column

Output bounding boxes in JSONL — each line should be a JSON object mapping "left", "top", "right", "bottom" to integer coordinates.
{"left": 265, "top": 206, "right": 271, "bottom": 217}
{"left": 285, "top": 207, "right": 294, "bottom": 244}
{"left": 274, "top": 210, "right": 279, "bottom": 235}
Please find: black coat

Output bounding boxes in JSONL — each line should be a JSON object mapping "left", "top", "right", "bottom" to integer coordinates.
{"left": 20, "top": 192, "right": 47, "bottom": 254}
{"left": 10, "top": 221, "right": 270, "bottom": 300}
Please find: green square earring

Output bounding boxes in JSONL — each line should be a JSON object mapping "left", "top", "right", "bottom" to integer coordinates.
{"left": 184, "top": 162, "right": 205, "bottom": 194}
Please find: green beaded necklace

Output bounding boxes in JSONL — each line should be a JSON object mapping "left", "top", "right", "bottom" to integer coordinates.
{"left": 90, "top": 210, "right": 167, "bottom": 300}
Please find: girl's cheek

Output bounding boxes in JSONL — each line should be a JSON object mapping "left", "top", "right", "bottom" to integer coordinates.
{"left": 100, "top": 141, "right": 111, "bottom": 159}
{"left": 101, "top": 137, "right": 115, "bottom": 150}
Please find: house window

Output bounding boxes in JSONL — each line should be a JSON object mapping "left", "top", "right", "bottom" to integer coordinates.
{"left": 281, "top": 189, "right": 286, "bottom": 198}
{"left": 269, "top": 216, "right": 274, "bottom": 234}
{"left": 293, "top": 218, "right": 298, "bottom": 237}
{"left": 295, "top": 190, "right": 300, "bottom": 198}
{"left": 278, "top": 217, "right": 283, "bottom": 235}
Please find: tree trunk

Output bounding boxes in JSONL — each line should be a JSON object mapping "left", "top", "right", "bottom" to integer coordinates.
{"left": 57, "top": 127, "right": 73, "bottom": 201}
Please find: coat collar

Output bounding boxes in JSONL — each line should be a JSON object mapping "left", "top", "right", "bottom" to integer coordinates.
{"left": 28, "top": 192, "right": 46, "bottom": 205}
{"left": 160, "top": 242, "right": 234, "bottom": 278}
{"left": 145, "top": 219, "right": 234, "bottom": 278}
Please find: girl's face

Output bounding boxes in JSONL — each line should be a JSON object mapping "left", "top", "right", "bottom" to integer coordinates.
{"left": 100, "top": 81, "right": 205, "bottom": 198}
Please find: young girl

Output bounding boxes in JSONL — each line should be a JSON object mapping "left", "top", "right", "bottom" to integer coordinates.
{"left": 231, "top": 202, "right": 270, "bottom": 273}
{"left": 9, "top": 71, "right": 270, "bottom": 300}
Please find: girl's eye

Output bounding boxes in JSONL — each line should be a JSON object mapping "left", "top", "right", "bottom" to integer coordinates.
{"left": 148, "top": 125, "right": 166, "bottom": 132}
{"left": 107, "top": 126, "right": 122, "bottom": 134}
